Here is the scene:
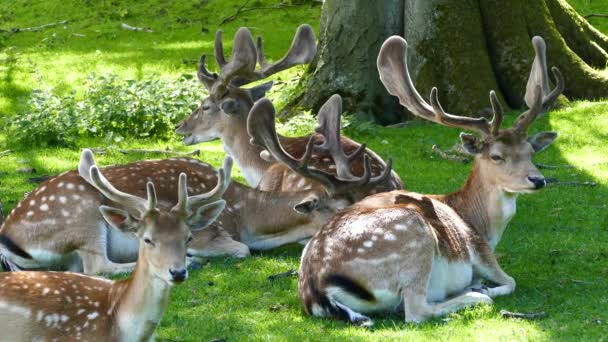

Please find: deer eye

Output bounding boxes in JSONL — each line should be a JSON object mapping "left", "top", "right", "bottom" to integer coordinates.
{"left": 202, "top": 105, "right": 211, "bottom": 111}
{"left": 144, "top": 237, "right": 155, "bottom": 246}
{"left": 490, "top": 155, "right": 504, "bottom": 162}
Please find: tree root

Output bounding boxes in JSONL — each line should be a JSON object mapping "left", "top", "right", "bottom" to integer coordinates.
{"left": 120, "top": 22, "right": 153, "bottom": 33}
{"left": 500, "top": 310, "right": 547, "bottom": 320}
{"left": 1, "top": 20, "right": 68, "bottom": 34}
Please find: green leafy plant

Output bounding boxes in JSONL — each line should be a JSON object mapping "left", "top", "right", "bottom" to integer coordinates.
{"left": 9, "top": 73, "right": 202, "bottom": 147}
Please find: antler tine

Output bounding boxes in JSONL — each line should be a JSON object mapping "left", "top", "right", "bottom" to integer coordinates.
{"left": 514, "top": 85, "right": 543, "bottom": 133}
{"left": 185, "top": 157, "right": 233, "bottom": 211}
{"left": 197, "top": 54, "right": 218, "bottom": 90}
{"left": 173, "top": 173, "right": 188, "bottom": 214}
{"left": 88, "top": 166, "right": 148, "bottom": 216}
{"left": 429, "top": 88, "right": 491, "bottom": 137}
{"left": 217, "top": 27, "right": 258, "bottom": 89}
{"left": 378, "top": 36, "right": 491, "bottom": 137}
{"left": 215, "top": 30, "right": 227, "bottom": 68}
{"left": 367, "top": 158, "right": 393, "bottom": 188}
{"left": 489, "top": 90, "right": 504, "bottom": 135}
{"left": 315, "top": 94, "right": 366, "bottom": 179}
{"left": 78, "top": 149, "right": 149, "bottom": 215}
{"left": 525, "top": 36, "right": 565, "bottom": 114}
{"left": 146, "top": 182, "right": 157, "bottom": 212}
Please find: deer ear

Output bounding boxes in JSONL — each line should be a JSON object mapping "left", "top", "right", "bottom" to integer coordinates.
{"left": 294, "top": 196, "right": 320, "bottom": 214}
{"left": 188, "top": 200, "right": 226, "bottom": 231}
{"left": 99, "top": 206, "right": 139, "bottom": 233}
{"left": 221, "top": 99, "right": 240, "bottom": 115}
{"left": 247, "top": 81, "right": 274, "bottom": 101}
{"left": 528, "top": 131, "right": 558, "bottom": 153}
{"left": 460, "top": 132, "right": 483, "bottom": 155}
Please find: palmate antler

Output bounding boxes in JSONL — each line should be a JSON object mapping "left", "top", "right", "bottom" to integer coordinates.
{"left": 197, "top": 25, "right": 317, "bottom": 98}
{"left": 377, "top": 35, "right": 564, "bottom": 138}
{"left": 247, "top": 96, "right": 392, "bottom": 197}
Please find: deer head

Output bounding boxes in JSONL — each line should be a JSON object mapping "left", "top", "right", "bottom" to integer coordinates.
{"left": 78, "top": 149, "right": 232, "bottom": 283}
{"left": 377, "top": 36, "right": 564, "bottom": 193}
{"left": 175, "top": 25, "right": 317, "bottom": 146}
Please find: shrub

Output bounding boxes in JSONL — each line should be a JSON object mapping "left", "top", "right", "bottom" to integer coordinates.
{"left": 10, "top": 73, "right": 202, "bottom": 147}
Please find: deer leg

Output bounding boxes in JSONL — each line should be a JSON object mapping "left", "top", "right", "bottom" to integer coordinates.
{"left": 471, "top": 257, "right": 516, "bottom": 298}
{"left": 403, "top": 289, "right": 493, "bottom": 323}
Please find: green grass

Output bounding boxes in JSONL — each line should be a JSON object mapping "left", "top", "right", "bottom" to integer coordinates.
{"left": 1, "top": 0, "right": 608, "bottom": 341}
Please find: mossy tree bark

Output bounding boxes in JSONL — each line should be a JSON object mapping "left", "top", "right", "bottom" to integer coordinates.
{"left": 297, "top": 0, "right": 608, "bottom": 123}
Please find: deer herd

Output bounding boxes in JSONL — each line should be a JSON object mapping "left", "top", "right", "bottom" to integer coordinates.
{"left": 0, "top": 23, "right": 564, "bottom": 340}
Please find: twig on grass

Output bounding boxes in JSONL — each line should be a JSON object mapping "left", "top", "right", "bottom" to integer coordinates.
{"left": 268, "top": 268, "right": 297, "bottom": 281}
{"left": 500, "top": 310, "right": 547, "bottom": 320}
{"left": 120, "top": 22, "right": 153, "bottom": 33}
{"left": 0, "top": 150, "right": 13, "bottom": 157}
{"left": 1, "top": 20, "right": 68, "bottom": 34}
{"left": 431, "top": 145, "right": 471, "bottom": 164}
{"left": 28, "top": 175, "right": 51, "bottom": 183}
{"left": 546, "top": 178, "right": 597, "bottom": 187}
{"left": 117, "top": 148, "right": 201, "bottom": 156}
{"left": 220, "top": 1, "right": 297, "bottom": 25}
{"left": 584, "top": 13, "right": 608, "bottom": 19}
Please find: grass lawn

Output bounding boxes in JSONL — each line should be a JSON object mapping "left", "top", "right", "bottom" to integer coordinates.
{"left": 1, "top": 0, "right": 607, "bottom": 341}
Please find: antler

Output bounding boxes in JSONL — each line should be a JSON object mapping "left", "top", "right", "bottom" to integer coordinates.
{"left": 247, "top": 98, "right": 392, "bottom": 197}
{"left": 377, "top": 36, "right": 496, "bottom": 138}
{"left": 314, "top": 95, "right": 367, "bottom": 180}
{"left": 525, "top": 36, "right": 565, "bottom": 114}
{"left": 172, "top": 157, "right": 233, "bottom": 214}
{"left": 78, "top": 149, "right": 153, "bottom": 217}
{"left": 197, "top": 24, "right": 316, "bottom": 95}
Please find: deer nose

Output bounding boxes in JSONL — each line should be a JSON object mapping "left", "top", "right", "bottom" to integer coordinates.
{"left": 169, "top": 268, "right": 188, "bottom": 283}
{"left": 528, "top": 176, "right": 546, "bottom": 189}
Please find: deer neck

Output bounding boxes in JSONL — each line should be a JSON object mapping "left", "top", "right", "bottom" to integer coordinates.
{"left": 221, "top": 119, "right": 273, "bottom": 187}
{"left": 441, "top": 160, "right": 518, "bottom": 250}
{"left": 111, "top": 248, "right": 172, "bottom": 341}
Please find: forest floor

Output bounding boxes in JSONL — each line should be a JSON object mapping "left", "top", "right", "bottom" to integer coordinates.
{"left": 0, "top": 1, "right": 607, "bottom": 341}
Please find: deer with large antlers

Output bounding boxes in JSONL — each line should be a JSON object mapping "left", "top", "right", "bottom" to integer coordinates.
{"left": 0, "top": 145, "right": 375, "bottom": 270}
{"left": 298, "top": 35, "right": 564, "bottom": 325}
{"left": 0, "top": 149, "right": 229, "bottom": 341}
{"left": 175, "top": 25, "right": 402, "bottom": 194}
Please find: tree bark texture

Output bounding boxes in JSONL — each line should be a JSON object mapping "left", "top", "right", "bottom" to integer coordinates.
{"left": 299, "top": 0, "right": 608, "bottom": 123}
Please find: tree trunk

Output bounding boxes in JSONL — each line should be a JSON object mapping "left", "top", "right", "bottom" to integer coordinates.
{"left": 297, "top": 0, "right": 608, "bottom": 123}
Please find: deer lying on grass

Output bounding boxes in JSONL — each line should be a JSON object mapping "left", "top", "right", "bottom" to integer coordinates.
{"left": 175, "top": 25, "right": 402, "bottom": 194}
{"left": 297, "top": 35, "right": 564, "bottom": 325}
{"left": 0, "top": 135, "right": 386, "bottom": 271}
{"left": 0, "top": 149, "right": 229, "bottom": 341}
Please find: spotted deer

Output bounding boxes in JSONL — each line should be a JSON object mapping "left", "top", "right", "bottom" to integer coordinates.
{"left": 297, "top": 35, "right": 564, "bottom": 326}
{"left": 0, "top": 142, "right": 384, "bottom": 271}
{"left": 0, "top": 149, "right": 229, "bottom": 341}
{"left": 174, "top": 25, "right": 402, "bottom": 194}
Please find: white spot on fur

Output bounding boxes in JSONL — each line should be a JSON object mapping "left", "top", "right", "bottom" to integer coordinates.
{"left": 40, "top": 204, "right": 49, "bottom": 211}
{"left": 58, "top": 182, "right": 64, "bottom": 188}
{"left": 29, "top": 200, "right": 36, "bottom": 206}
{"left": 87, "top": 312, "right": 99, "bottom": 320}
{"left": 42, "top": 288, "right": 50, "bottom": 295}
{"left": 27, "top": 211, "right": 34, "bottom": 217}
{"left": 49, "top": 195, "right": 56, "bottom": 201}
{"left": 78, "top": 184, "right": 86, "bottom": 191}
{"left": 383, "top": 232, "right": 397, "bottom": 241}
{"left": 36, "top": 186, "right": 47, "bottom": 194}
{"left": 66, "top": 183, "right": 75, "bottom": 190}
{"left": 395, "top": 224, "right": 407, "bottom": 231}
{"left": 362, "top": 240, "right": 373, "bottom": 248}
{"left": 59, "top": 196, "right": 67, "bottom": 204}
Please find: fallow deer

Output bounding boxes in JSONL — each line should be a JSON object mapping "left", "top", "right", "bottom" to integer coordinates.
{"left": 296, "top": 35, "right": 564, "bottom": 325}
{"left": 0, "top": 149, "right": 229, "bottom": 341}
{"left": 0, "top": 139, "right": 386, "bottom": 271}
{"left": 174, "top": 25, "right": 402, "bottom": 194}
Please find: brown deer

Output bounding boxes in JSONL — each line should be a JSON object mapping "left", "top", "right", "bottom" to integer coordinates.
{"left": 0, "top": 139, "right": 385, "bottom": 272}
{"left": 296, "top": 35, "right": 564, "bottom": 326}
{"left": 174, "top": 25, "right": 402, "bottom": 194}
{"left": 0, "top": 149, "right": 229, "bottom": 341}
